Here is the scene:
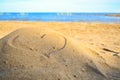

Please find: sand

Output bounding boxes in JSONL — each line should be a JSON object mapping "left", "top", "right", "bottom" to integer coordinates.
{"left": 105, "top": 14, "right": 120, "bottom": 17}
{"left": 0, "top": 21, "right": 120, "bottom": 80}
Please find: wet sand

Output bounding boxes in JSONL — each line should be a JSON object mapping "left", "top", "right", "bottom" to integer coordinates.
{"left": 105, "top": 14, "right": 120, "bottom": 17}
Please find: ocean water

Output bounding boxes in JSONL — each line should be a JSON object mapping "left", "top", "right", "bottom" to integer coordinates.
{"left": 0, "top": 13, "right": 120, "bottom": 23}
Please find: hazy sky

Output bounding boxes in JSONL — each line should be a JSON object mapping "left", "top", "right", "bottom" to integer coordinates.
{"left": 0, "top": 0, "right": 120, "bottom": 12}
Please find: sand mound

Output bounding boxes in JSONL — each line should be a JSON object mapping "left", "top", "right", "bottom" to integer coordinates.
{"left": 0, "top": 27, "right": 120, "bottom": 80}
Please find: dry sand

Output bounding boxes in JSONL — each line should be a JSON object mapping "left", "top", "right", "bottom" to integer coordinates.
{"left": 0, "top": 21, "right": 120, "bottom": 80}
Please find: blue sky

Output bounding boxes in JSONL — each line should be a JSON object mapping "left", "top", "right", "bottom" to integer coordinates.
{"left": 0, "top": 0, "right": 120, "bottom": 12}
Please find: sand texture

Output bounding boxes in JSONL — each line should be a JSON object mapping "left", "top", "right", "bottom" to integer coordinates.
{"left": 0, "top": 22, "right": 120, "bottom": 80}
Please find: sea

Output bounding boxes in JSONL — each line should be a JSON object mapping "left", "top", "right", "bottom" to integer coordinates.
{"left": 0, "top": 13, "right": 120, "bottom": 23}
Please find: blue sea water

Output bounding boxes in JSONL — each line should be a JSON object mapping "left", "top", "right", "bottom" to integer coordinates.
{"left": 0, "top": 13, "right": 120, "bottom": 23}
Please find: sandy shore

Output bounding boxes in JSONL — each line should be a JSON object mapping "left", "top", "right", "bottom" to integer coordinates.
{"left": 105, "top": 14, "right": 120, "bottom": 17}
{"left": 0, "top": 21, "right": 120, "bottom": 80}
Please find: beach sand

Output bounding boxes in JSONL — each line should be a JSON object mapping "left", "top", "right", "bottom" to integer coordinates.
{"left": 0, "top": 21, "right": 120, "bottom": 80}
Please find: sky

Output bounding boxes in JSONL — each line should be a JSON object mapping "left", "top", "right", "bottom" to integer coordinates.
{"left": 0, "top": 0, "right": 120, "bottom": 12}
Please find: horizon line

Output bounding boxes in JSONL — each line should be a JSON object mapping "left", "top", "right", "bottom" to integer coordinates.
{"left": 0, "top": 12, "right": 120, "bottom": 13}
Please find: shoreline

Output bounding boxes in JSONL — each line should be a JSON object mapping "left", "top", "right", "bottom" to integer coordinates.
{"left": 0, "top": 21, "right": 120, "bottom": 24}
{"left": 105, "top": 14, "right": 120, "bottom": 17}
